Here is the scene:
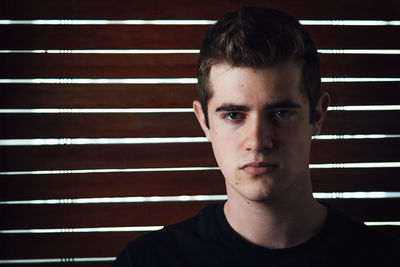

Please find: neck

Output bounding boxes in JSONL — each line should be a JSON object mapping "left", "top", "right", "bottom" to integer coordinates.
{"left": 224, "top": 186, "right": 327, "bottom": 249}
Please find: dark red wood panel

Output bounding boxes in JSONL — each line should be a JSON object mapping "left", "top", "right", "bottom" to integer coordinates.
{"left": 321, "top": 111, "right": 400, "bottom": 135}
{"left": 0, "top": 170, "right": 226, "bottom": 200}
{"left": 2, "top": 0, "right": 399, "bottom": 19}
{"left": 0, "top": 25, "right": 208, "bottom": 50}
{"left": 320, "top": 54, "right": 400, "bottom": 77}
{"left": 311, "top": 168, "right": 400, "bottom": 192}
{"left": 309, "top": 26, "right": 400, "bottom": 49}
{"left": 0, "top": 53, "right": 199, "bottom": 78}
{"left": 1, "top": 139, "right": 399, "bottom": 171}
{"left": 323, "top": 82, "right": 400, "bottom": 106}
{"left": 0, "top": 143, "right": 217, "bottom": 171}
{"left": 0, "top": 84, "right": 198, "bottom": 109}
{"left": 0, "top": 202, "right": 213, "bottom": 229}
{"left": 310, "top": 139, "right": 400, "bottom": 164}
{"left": 2, "top": 54, "right": 400, "bottom": 78}
{"left": 0, "top": 113, "right": 204, "bottom": 138}
{"left": 1, "top": 199, "right": 399, "bottom": 230}
{"left": 1, "top": 83, "right": 399, "bottom": 109}
{"left": 1, "top": 25, "right": 400, "bottom": 49}
{"left": 1, "top": 168, "right": 400, "bottom": 201}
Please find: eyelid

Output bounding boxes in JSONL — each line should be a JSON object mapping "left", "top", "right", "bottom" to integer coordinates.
{"left": 221, "top": 111, "right": 246, "bottom": 121}
{"left": 272, "top": 109, "right": 296, "bottom": 118}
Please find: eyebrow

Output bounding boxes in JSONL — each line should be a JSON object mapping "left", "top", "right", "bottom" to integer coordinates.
{"left": 215, "top": 104, "right": 249, "bottom": 112}
{"left": 215, "top": 100, "right": 301, "bottom": 113}
{"left": 264, "top": 100, "right": 301, "bottom": 110}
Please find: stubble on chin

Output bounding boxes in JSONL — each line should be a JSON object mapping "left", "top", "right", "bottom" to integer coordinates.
{"left": 227, "top": 171, "right": 280, "bottom": 203}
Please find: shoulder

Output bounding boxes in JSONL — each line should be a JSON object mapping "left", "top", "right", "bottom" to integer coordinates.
{"left": 327, "top": 203, "right": 396, "bottom": 242}
{"left": 113, "top": 202, "right": 222, "bottom": 266}
{"left": 322, "top": 203, "right": 399, "bottom": 265}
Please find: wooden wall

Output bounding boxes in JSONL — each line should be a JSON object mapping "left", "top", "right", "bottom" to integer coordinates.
{"left": 1, "top": 0, "right": 399, "bottom": 265}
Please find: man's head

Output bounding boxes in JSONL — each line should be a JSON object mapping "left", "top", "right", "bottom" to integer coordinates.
{"left": 193, "top": 7, "right": 330, "bottom": 203}
{"left": 197, "top": 6, "right": 321, "bottom": 127}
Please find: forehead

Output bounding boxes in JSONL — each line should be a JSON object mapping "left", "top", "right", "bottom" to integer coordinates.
{"left": 208, "top": 62, "right": 305, "bottom": 105}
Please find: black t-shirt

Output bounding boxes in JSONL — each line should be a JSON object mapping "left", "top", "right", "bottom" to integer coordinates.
{"left": 113, "top": 202, "right": 398, "bottom": 266}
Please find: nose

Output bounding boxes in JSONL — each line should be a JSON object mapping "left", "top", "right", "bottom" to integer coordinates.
{"left": 244, "top": 115, "right": 274, "bottom": 152}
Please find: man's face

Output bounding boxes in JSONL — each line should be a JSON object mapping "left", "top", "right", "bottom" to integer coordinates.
{"left": 193, "top": 62, "right": 328, "bottom": 203}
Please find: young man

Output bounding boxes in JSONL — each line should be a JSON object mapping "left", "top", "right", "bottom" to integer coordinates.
{"left": 114, "top": 7, "right": 397, "bottom": 266}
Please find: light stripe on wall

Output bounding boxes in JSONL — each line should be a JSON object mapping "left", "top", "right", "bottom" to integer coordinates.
{"left": 0, "top": 78, "right": 198, "bottom": 84}
{"left": 1, "top": 192, "right": 399, "bottom": 205}
{"left": 1, "top": 162, "right": 400, "bottom": 176}
{"left": 0, "top": 78, "right": 400, "bottom": 84}
{"left": 0, "top": 258, "right": 116, "bottom": 264}
{"left": 1, "top": 221, "right": 399, "bottom": 235}
{"left": 0, "top": 105, "right": 399, "bottom": 114}
{"left": 1, "top": 49, "right": 400, "bottom": 54}
{"left": 1, "top": 19, "right": 400, "bottom": 26}
{"left": 0, "top": 226, "right": 164, "bottom": 234}
{"left": 0, "top": 134, "right": 399, "bottom": 146}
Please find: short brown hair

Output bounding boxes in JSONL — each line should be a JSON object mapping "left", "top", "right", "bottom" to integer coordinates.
{"left": 197, "top": 7, "right": 321, "bottom": 127}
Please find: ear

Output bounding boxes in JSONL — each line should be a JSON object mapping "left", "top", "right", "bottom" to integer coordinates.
{"left": 193, "top": 100, "right": 211, "bottom": 141}
{"left": 312, "top": 92, "right": 330, "bottom": 135}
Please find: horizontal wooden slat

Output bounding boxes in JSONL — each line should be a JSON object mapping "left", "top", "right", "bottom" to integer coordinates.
{"left": 310, "top": 139, "right": 400, "bottom": 163}
{"left": 0, "top": 143, "right": 216, "bottom": 171}
{"left": 0, "top": 25, "right": 208, "bottom": 50}
{"left": 0, "top": 171, "right": 226, "bottom": 201}
{"left": 1, "top": 199, "right": 399, "bottom": 230}
{"left": 0, "top": 113, "right": 203, "bottom": 138}
{"left": 2, "top": 54, "right": 399, "bottom": 78}
{"left": 1, "top": 83, "right": 399, "bottom": 109}
{"left": 2, "top": 226, "right": 399, "bottom": 260}
{"left": 1, "top": 25, "right": 400, "bottom": 49}
{"left": 0, "top": 84, "right": 198, "bottom": 109}
{"left": 0, "top": 202, "right": 211, "bottom": 229}
{"left": 0, "top": 53, "right": 198, "bottom": 78}
{"left": 1, "top": 168, "right": 400, "bottom": 201}
{"left": 309, "top": 26, "right": 400, "bottom": 49}
{"left": 2, "top": 0, "right": 399, "bottom": 19}
{"left": 323, "top": 82, "right": 400, "bottom": 106}
{"left": 311, "top": 168, "right": 400, "bottom": 192}
{"left": 321, "top": 111, "right": 400, "bottom": 135}
{"left": 1, "top": 111, "right": 399, "bottom": 139}
{"left": 320, "top": 54, "right": 400, "bottom": 77}
{"left": 1, "top": 140, "right": 399, "bottom": 171}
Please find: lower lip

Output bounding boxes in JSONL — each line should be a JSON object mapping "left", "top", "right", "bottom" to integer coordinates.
{"left": 242, "top": 165, "right": 277, "bottom": 176}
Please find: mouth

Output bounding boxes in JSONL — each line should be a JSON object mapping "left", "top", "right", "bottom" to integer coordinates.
{"left": 240, "top": 161, "right": 278, "bottom": 176}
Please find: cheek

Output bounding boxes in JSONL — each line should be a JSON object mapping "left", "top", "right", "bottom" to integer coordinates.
{"left": 211, "top": 133, "right": 229, "bottom": 157}
{"left": 276, "top": 126, "right": 312, "bottom": 153}
{"left": 210, "top": 129, "right": 238, "bottom": 165}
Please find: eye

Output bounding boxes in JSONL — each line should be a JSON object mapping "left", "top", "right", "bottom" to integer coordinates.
{"left": 222, "top": 112, "right": 245, "bottom": 122}
{"left": 273, "top": 110, "right": 295, "bottom": 119}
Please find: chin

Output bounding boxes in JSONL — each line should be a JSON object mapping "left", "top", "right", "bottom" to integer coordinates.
{"left": 251, "top": 192, "right": 276, "bottom": 203}
{"left": 241, "top": 184, "right": 276, "bottom": 203}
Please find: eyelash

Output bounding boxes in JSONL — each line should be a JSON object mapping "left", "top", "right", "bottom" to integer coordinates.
{"left": 273, "top": 110, "right": 295, "bottom": 119}
{"left": 221, "top": 110, "right": 295, "bottom": 122}
{"left": 222, "top": 112, "right": 245, "bottom": 122}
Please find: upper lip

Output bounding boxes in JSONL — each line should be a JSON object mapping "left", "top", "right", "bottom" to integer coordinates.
{"left": 240, "top": 161, "right": 278, "bottom": 169}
